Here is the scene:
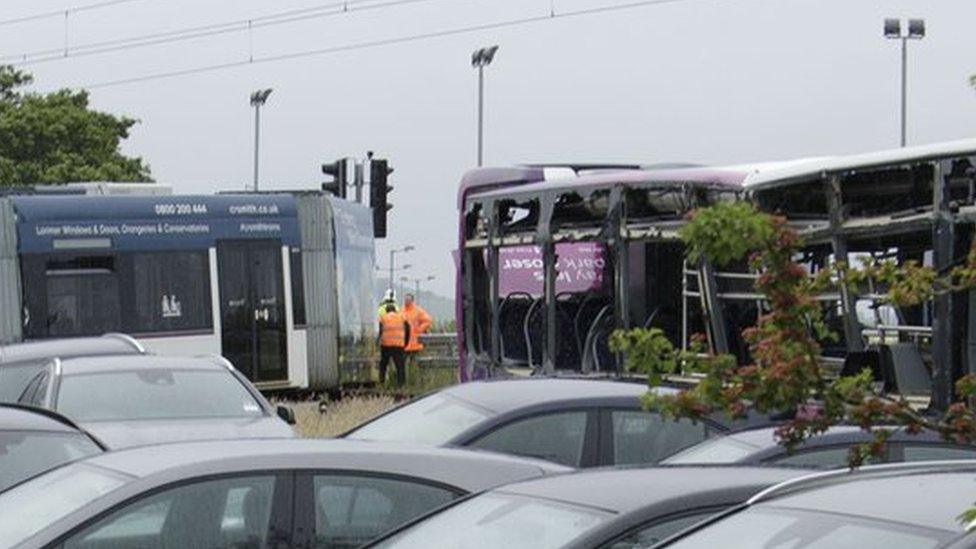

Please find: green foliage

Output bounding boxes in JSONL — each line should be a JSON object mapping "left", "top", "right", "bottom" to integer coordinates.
{"left": 679, "top": 201, "right": 776, "bottom": 267}
{"left": 0, "top": 65, "right": 151, "bottom": 185}
{"left": 609, "top": 327, "right": 677, "bottom": 385}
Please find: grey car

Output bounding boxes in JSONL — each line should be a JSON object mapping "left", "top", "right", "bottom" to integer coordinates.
{"left": 663, "top": 424, "right": 976, "bottom": 469}
{"left": 655, "top": 461, "right": 976, "bottom": 548}
{"left": 368, "top": 465, "right": 804, "bottom": 549}
{"left": 0, "top": 404, "right": 104, "bottom": 492}
{"left": 0, "top": 438, "right": 570, "bottom": 548}
{"left": 0, "top": 334, "right": 144, "bottom": 402}
{"left": 17, "top": 354, "right": 296, "bottom": 448}
{"left": 344, "top": 378, "right": 765, "bottom": 467}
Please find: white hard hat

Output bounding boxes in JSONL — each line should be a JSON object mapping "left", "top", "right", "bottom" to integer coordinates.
{"left": 384, "top": 289, "right": 395, "bottom": 301}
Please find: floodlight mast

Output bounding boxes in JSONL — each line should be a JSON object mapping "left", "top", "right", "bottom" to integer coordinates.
{"left": 250, "top": 88, "right": 273, "bottom": 191}
{"left": 471, "top": 45, "right": 499, "bottom": 167}
{"left": 884, "top": 18, "right": 924, "bottom": 147}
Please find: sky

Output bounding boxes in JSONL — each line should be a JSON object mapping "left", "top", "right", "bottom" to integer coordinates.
{"left": 1, "top": 0, "right": 974, "bottom": 298}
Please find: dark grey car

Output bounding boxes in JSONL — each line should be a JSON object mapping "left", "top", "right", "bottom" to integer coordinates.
{"left": 0, "top": 438, "right": 570, "bottom": 548}
{"left": 368, "top": 465, "right": 804, "bottom": 549}
{"left": 664, "top": 425, "right": 976, "bottom": 469}
{"left": 656, "top": 461, "right": 976, "bottom": 548}
{"left": 0, "top": 334, "right": 144, "bottom": 402}
{"left": 344, "top": 378, "right": 764, "bottom": 467}
{"left": 0, "top": 404, "right": 103, "bottom": 492}
{"left": 17, "top": 354, "right": 296, "bottom": 448}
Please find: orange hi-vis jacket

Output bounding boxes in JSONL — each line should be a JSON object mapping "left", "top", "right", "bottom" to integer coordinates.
{"left": 402, "top": 303, "right": 433, "bottom": 352}
{"left": 379, "top": 311, "right": 409, "bottom": 348}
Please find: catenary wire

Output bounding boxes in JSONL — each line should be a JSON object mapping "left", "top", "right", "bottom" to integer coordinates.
{"left": 80, "top": 0, "right": 704, "bottom": 89}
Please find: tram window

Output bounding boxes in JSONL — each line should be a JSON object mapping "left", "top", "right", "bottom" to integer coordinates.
{"left": 125, "top": 251, "right": 212, "bottom": 334}
{"left": 44, "top": 255, "right": 121, "bottom": 338}
{"left": 290, "top": 248, "right": 306, "bottom": 327}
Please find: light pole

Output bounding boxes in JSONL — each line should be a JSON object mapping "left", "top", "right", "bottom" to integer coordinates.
{"left": 471, "top": 45, "right": 499, "bottom": 167}
{"left": 249, "top": 88, "right": 273, "bottom": 191}
{"left": 388, "top": 245, "right": 415, "bottom": 292}
{"left": 884, "top": 18, "right": 925, "bottom": 148}
{"left": 410, "top": 275, "right": 436, "bottom": 299}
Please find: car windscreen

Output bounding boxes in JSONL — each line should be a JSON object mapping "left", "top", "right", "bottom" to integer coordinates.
{"left": 0, "top": 463, "right": 129, "bottom": 547}
{"left": 661, "top": 434, "right": 761, "bottom": 465}
{"left": 345, "top": 393, "right": 491, "bottom": 445}
{"left": 662, "top": 506, "right": 953, "bottom": 549}
{"left": 0, "top": 362, "right": 46, "bottom": 402}
{"left": 372, "top": 492, "right": 612, "bottom": 549}
{"left": 56, "top": 369, "right": 266, "bottom": 422}
{"left": 0, "top": 430, "right": 102, "bottom": 492}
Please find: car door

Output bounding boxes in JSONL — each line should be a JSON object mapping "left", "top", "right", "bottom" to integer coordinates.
{"left": 53, "top": 472, "right": 293, "bottom": 548}
{"left": 599, "top": 408, "right": 716, "bottom": 466}
{"left": 465, "top": 409, "right": 600, "bottom": 467}
{"left": 292, "top": 471, "right": 464, "bottom": 548}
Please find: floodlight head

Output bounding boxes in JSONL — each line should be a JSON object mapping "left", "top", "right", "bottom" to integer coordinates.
{"left": 484, "top": 45, "right": 499, "bottom": 64}
{"left": 471, "top": 45, "right": 499, "bottom": 67}
{"left": 884, "top": 18, "right": 901, "bottom": 39}
{"left": 250, "top": 88, "right": 273, "bottom": 106}
{"left": 908, "top": 18, "right": 925, "bottom": 38}
{"left": 403, "top": 245, "right": 416, "bottom": 252}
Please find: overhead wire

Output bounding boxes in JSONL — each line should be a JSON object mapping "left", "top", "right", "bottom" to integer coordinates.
{"left": 4, "top": 0, "right": 435, "bottom": 64}
{"left": 0, "top": 0, "right": 150, "bottom": 27}
{"left": 80, "top": 0, "right": 702, "bottom": 89}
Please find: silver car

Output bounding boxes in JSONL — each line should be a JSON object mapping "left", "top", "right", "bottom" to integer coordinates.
{"left": 17, "top": 354, "right": 295, "bottom": 448}
{"left": 0, "top": 438, "right": 570, "bottom": 548}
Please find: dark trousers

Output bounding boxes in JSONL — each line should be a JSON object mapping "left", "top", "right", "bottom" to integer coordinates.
{"left": 379, "top": 346, "right": 406, "bottom": 386}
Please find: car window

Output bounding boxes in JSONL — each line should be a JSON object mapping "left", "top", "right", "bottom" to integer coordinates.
{"left": 313, "top": 474, "right": 458, "bottom": 548}
{"left": 0, "top": 464, "right": 129, "bottom": 548}
{"left": 373, "top": 493, "right": 611, "bottom": 549}
{"left": 900, "top": 444, "right": 976, "bottom": 462}
{"left": 767, "top": 446, "right": 855, "bottom": 469}
{"left": 56, "top": 369, "right": 265, "bottom": 422}
{"left": 17, "top": 369, "right": 50, "bottom": 407}
{"left": 470, "top": 411, "right": 588, "bottom": 467}
{"left": 0, "top": 362, "right": 46, "bottom": 402}
{"left": 346, "top": 393, "right": 491, "bottom": 445}
{"left": 611, "top": 410, "right": 711, "bottom": 465}
{"left": 62, "top": 475, "right": 277, "bottom": 549}
{"left": 605, "top": 510, "right": 720, "bottom": 549}
{"left": 662, "top": 435, "right": 760, "bottom": 465}
{"left": 661, "top": 506, "right": 950, "bottom": 549}
{"left": 0, "top": 431, "right": 102, "bottom": 492}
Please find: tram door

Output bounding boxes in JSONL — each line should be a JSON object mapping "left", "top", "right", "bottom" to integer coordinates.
{"left": 216, "top": 239, "right": 288, "bottom": 383}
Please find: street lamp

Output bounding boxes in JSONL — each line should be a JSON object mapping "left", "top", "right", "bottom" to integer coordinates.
{"left": 471, "top": 45, "right": 499, "bottom": 167}
{"left": 409, "top": 275, "right": 436, "bottom": 299}
{"left": 249, "top": 88, "right": 273, "bottom": 191}
{"left": 388, "top": 245, "right": 415, "bottom": 292}
{"left": 884, "top": 18, "right": 925, "bottom": 147}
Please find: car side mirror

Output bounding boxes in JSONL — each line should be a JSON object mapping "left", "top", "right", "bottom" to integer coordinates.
{"left": 276, "top": 405, "right": 296, "bottom": 425}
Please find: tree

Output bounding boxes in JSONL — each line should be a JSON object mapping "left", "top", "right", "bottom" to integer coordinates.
{"left": 0, "top": 65, "right": 151, "bottom": 185}
{"left": 611, "top": 201, "right": 976, "bottom": 521}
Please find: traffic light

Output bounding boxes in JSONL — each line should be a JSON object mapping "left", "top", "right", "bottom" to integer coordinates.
{"left": 321, "top": 158, "right": 349, "bottom": 198}
{"left": 370, "top": 159, "right": 394, "bottom": 238}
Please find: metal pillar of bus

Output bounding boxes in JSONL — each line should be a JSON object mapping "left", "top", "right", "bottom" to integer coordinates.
{"left": 537, "top": 197, "right": 557, "bottom": 374}
{"left": 697, "top": 260, "right": 729, "bottom": 355}
{"left": 931, "top": 159, "right": 956, "bottom": 411}
{"left": 608, "top": 187, "right": 630, "bottom": 363}
{"left": 825, "top": 173, "right": 865, "bottom": 353}
{"left": 486, "top": 200, "right": 502, "bottom": 369}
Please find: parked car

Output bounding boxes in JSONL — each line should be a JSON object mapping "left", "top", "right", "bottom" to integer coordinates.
{"left": 654, "top": 461, "right": 976, "bottom": 548}
{"left": 17, "top": 354, "right": 296, "bottom": 448}
{"left": 0, "top": 334, "right": 144, "bottom": 402}
{"left": 663, "top": 424, "right": 976, "bottom": 469}
{"left": 0, "top": 438, "right": 570, "bottom": 548}
{"left": 367, "top": 465, "right": 803, "bottom": 549}
{"left": 344, "top": 378, "right": 766, "bottom": 467}
{"left": 0, "top": 404, "right": 104, "bottom": 493}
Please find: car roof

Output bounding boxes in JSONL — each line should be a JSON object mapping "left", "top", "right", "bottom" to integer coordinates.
{"left": 71, "top": 438, "right": 571, "bottom": 490}
{"left": 751, "top": 462, "right": 976, "bottom": 533}
{"left": 57, "top": 354, "right": 226, "bottom": 376}
{"left": 722, "top": 424, "right": 945, "bottom": 451}
{"left": 0, "top": 404, "right": 83, "bottom": 433}
{"left": 495, "top": 465, "right": 802, "bottom": 514}
{"left": 439, "top": 378, "right": 657, "bottom": 414}
{"left": 0, "top": 335, "right": 144, "bottom": 365}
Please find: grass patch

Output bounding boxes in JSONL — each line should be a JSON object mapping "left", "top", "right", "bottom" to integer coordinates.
{"left": 291, "top": 396, "right": 397, "bottom": 438}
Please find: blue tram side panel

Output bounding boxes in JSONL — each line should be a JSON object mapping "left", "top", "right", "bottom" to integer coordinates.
{"left": 2, "top": 193, "right": 376, "bottom": 392}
